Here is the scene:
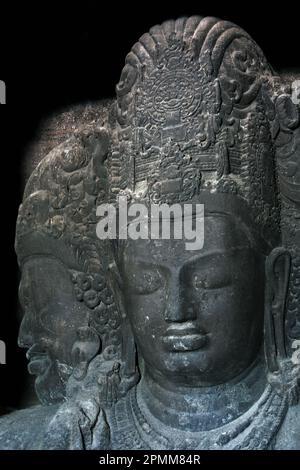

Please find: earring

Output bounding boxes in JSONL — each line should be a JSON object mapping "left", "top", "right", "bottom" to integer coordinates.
{"left": 71, "top": 326, "right": 101, "bottom": 380}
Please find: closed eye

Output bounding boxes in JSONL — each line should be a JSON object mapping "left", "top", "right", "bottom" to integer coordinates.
{"left": 125, "top": 266, "right": 165, "bottom": 295}
{"left": 191, "top": 271, "right": 232, "bottom": 290}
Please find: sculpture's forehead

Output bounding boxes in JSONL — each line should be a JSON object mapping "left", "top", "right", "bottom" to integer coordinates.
{"left": 123, "top": 215, "right": 252, "bottom": 267}
{"left": 20, "top": 256, "right": 70, "bottom": 293}
{"left": 21, "top": 255, "right": 66, "bottom": 273}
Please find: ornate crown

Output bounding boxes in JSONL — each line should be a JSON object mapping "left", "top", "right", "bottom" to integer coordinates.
{"left": 109, "top": 16, "right": 282, "bottom": 245}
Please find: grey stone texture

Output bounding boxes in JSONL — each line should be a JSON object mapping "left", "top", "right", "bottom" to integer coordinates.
{"left": 1, "top": 16, "right": 299, "bottom": 450}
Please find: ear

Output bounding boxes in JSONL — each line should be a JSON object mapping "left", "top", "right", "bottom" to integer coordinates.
{"left": 265, "top": 247, "right": 291, "bottom": 372}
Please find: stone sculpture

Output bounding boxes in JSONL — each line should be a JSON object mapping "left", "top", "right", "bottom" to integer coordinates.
{"left": 0, "top": 16, "right": 299, "bottom": 450}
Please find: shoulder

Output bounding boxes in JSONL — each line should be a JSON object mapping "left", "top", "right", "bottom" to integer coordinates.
{"left": 0, "top": 404, "right": 59, "bottom": 450}
{"left": 274, "top": 403, "right": 300, "bottom": 450}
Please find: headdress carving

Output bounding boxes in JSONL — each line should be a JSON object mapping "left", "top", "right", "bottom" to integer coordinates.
{"left": 111, "top": 16, "right": 280, "bottom": 246}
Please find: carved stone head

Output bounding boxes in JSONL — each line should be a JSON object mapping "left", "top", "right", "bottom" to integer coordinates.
{"left": 8, "top": 15, "right": 299, "bottom": 451}
{"left": 15, "top": 127, "right": 122, "bottom": 404}
{"left": 109, "top": 16, "right": 299, "bottom": 399}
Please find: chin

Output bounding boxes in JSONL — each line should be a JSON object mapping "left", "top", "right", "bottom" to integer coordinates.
{"left": 35, "top": 362, "right": 66, "bottom": 405}
{"left": 159, "top": 351, "right": 212, "bottom": 379}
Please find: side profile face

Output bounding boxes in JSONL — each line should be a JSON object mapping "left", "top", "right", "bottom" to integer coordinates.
{"left": 18, "top": 256, "right": 89, "bottom": 404}
{"left": 121, "top": 214, "right": 266, "bottom": 387}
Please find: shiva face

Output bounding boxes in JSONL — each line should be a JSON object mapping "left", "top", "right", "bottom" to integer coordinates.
{"left": 18, "top": 256, "right": 89, "bottom": 404}
{"left": 120, "top": 214, "right": 265, "bottom": 387}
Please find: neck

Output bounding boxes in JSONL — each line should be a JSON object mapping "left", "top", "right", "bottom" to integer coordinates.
{"left": 136, "top": 356, "right": 267, "bottom": 432}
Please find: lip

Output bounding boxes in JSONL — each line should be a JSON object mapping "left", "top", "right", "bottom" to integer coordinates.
{"left": 162, "top": 333, "right": 207, "bottom": 351}
{"left": 26, "top": 345, "right": 49, "bottom": 375}
{"left": 28, "top": 357, "right": 49, "bottom": 375}
{"left": 162, "top": 322, "right": 208, "bottom": 352}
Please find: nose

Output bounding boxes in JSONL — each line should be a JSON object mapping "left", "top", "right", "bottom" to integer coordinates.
{"left": 164, "top": 270, "right": 196, "bottom": 323}
{"left": 18, "top": 314, "right": 34, "bottom": 349}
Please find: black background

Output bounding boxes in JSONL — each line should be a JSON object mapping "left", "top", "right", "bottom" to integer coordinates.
{"left": 0, "top": 1, "right": 299, "bottom": 410}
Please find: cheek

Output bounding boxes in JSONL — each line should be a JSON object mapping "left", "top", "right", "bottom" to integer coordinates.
{"left": 192, "top": 281, "right": 263, "bottom": 333}
{"left": 204, "top": 287, "right": 263, "bottom": 353}
{"left": 38, "top": 308, "right": 78, "bottom": 362}
{"left": 126, "top": 291, "right": 166, "bottom": 341}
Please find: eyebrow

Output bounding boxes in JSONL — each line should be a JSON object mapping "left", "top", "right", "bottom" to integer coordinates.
{"left": 130, "top": 246, "right": 252, "bottom": 269}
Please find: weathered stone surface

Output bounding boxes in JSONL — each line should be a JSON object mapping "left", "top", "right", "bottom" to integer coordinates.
{"left": 0, "top": 16, "right": 299, "bottom": 450}
{"left": 0, "top": 405, "right": 59, "bottom": 449}
{"left": 22, "top": 100, "right": 113, "bottom": 189}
